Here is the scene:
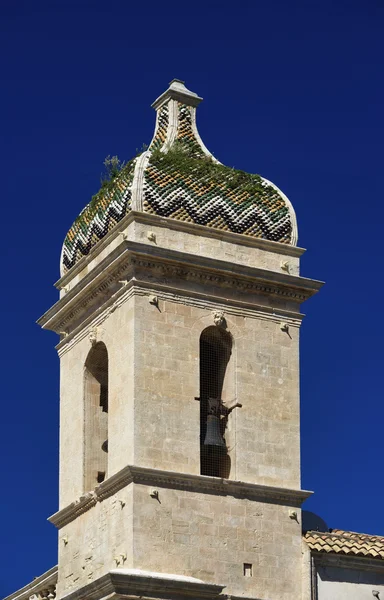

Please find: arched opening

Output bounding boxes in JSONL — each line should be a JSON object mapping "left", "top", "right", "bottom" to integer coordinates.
{"left": 199, "top": 326, "right": 232, "bottom": 478}
{"left": 84, "top": 342, "right": 108, "bottom": 491}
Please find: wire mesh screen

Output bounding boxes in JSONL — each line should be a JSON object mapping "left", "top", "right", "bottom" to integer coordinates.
{"left": 200, "top": 326, "right": 232, "bottom": 478}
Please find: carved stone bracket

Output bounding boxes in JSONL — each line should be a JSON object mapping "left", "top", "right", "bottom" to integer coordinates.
{"left": 88, "top": 327, "right": 97, "bottom": 346}
{"left": 213, "top": 310, "right": 226, "bottom": 328}
{"left": 35, "top": 586, "right": 56, "bottom": 600}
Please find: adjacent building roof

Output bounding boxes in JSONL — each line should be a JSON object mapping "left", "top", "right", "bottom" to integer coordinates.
{"left": 61, "top": 79, "right": 298, "bottom": 274}
{"left": 304, "top": 529, "right": 384, "bottom": 560}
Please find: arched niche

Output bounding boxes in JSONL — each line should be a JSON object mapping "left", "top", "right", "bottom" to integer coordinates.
{"left": 84, "top": 342, "right": 109, "bottom": 491}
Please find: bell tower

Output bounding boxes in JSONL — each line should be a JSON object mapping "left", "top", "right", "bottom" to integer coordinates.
{"left": 39, "top": 80, "right": 322, "bottom": 600}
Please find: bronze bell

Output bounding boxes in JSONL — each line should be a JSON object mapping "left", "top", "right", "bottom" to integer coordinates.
{"left": 203, "top": 415, "right": 226, "bottom": 448}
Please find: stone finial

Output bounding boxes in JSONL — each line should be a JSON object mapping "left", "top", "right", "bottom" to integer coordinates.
{"left": 152, "top": 79, "right": 203, "bottom": 110}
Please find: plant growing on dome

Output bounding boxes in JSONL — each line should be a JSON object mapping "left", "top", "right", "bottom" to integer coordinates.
{"left": 101, "top": 155, "right": 125, "bottom": 186}
{"left": 73, "top": 155, "right": 135, "bottom": 225}
{"left": 149, "top": 143, "right": 279, "bottom": 200}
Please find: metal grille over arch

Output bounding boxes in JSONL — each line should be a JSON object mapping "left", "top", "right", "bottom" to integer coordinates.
{"left": 199, "top": 326, "right": 233, "bottom": 478}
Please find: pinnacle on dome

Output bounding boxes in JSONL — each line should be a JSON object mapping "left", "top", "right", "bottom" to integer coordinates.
{"left": 152, "top": 79, "right": 203, "bottom": 109}
{"left": 61, "top": 80, "right": 298, "bottom": 275}
{"left": 146, "top": 78, "right": 212, "bottom": 159}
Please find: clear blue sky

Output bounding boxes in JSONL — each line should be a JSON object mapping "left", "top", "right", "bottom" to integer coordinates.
{"left": 1, "top": 0, "right": 383, "bottom": 595}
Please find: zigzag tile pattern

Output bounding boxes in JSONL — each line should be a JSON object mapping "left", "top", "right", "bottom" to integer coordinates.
{"left": 62, "top": 159, "right": 136, "bottom": 272}
{"left": 143, "top": 160, "right": 291, "bottom": 240}
{"left": 304, "top": 530, "right": 384, "bottom": 560}
{"left": 61, "top": 92, "right": 295, "bottom": 274}
{"left": 176, "top": 103, "right": 205, "bottom": 157}
{"left": 143, "top": 102, "right": 292, "bottom": 241}
{"left": 149, "top": 104, "right": 168, "bottom": 150}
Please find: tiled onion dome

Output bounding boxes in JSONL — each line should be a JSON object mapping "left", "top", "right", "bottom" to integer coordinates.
{"left": 61, "top": 79, "right": 298, "bottom": 274}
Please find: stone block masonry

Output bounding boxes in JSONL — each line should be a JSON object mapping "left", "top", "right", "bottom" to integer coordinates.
{"left": 55, "top": 476, "right": 305, "bottom": 600}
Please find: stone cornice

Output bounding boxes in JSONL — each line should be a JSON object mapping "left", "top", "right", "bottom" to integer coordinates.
{"left": 48, "top": 491, "right": 97, "bottom": 528}
{"left": 56, "top": 211, "right": 306, "bottom": 290}
{"left": 59, "top": 570, "right": 224, "bottom": 600}
{"left": 151, "top": 79, "right": 204, "bottom": 110}
{"left": 39, "top": 239, "right": 323, "bottom": 335}
{"left": 3, "top": 567, "right": 57, "bottom": 600}
{"left": 49, "top": 465, "right": 312, "bottom": 529}
{"left": 55, "top": 284, "right": 304, "bottom": 356}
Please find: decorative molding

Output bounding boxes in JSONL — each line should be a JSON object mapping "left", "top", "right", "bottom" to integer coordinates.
{"left": 151, "top": 79, "right": 203, "bottom": 110}
{"left": 40, "top": 239, "right": 322, "bottom": 339}
{"left": 190, "top": 105, "right": 219, "bottom": 162}
{"left": 59, "top": 570, "right": 224, "bottom": 600}
{"left": 263, "top": 176, "right": 298, "bottom": 246}
{"left": 55, "top": 211, "right": 306, "bottom": 291}
{"left": 29, "top": 586, "right": 56, "bottom": 600}
{"left": 49, "top": 465, "right": 312, "bottom": 529}
{"left": 129, "top": 253, "right": 313, "bottom": 301}
{"left": 55, "top": 284, "right": 303, "bottom": 357}
{"left": 48, "top": 492, "right": 97, "bottom": 529}
{"left": 131, "top": 152, "right": 151, "bottom": 212}
{"left": 95, "top": 465, "right": 135, "bottom": 502}
{"left": 164, "top": 98, "right": 178, "bottom": 150}
{"left": 3, "top": 568, "right": 57, "bottom": 600}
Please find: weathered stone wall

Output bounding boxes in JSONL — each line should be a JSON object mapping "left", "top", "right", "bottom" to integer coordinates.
{"left": 55, "top": 213, "right": 309, "bottom": 600}
{"left": 133, "top": 294, "right": 300, "bottom": 488}
{"left": 133, "top": 483, "right": 303, "bottom": 600}
{"left": 57, "top": 485, "right": 133, "bottom": 598}
{"left": 56, "top": 482, "right": 302, "bottom": 600}
{"left": 58, "top": 295, "right": 136, "bottom": 508}
{"left": 59, "top": 348, "right": 85, "bottom": 507}
{"left": 59, "top": 284, "right": 301, "bottom": 507}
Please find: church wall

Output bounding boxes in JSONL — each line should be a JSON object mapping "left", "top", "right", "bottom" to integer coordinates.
{"left": 56, "top": 485, "right": 134, "bottom": 598}
{"left": 58, "top": 269, "right": 301, "bottom": 508}
{"left": 133, "top": 295, "right": 201, "bottom": 475}
{"left": 132, "top": 293, "right": 301, "bottom": 488}
{"left": 58, "top": 296, "right": 136, "bottom": 508}
{"left": 235, "top": 316, "right": 300, "bottom": 488}
{"left": 132, "top": 483, "right": 303, "bottom": 600}
{"left": 316, "top": 565, "right": 384, "bottom": 599}
{"left": 130, "top": 219, "right": 301, "bottom": 275}
{"left": 59, "top": 345, "right": 87, "bottom": 508}
{"left": 104, "top": 297, "right": 135, "bottom": 477}
{"left": 55, "top": 478, "right": 304, "bottom": 600}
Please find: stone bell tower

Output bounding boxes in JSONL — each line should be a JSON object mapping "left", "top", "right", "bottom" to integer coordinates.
{"left": 39, "top": 79, "right": 322, "bottom": 600}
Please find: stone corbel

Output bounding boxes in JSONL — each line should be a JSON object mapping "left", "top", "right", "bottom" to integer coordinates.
{"left": 29, "top": 586, "right": 56, "bottom": 600}
{"left": 213, "top": 310, "right": 226, "bottom": 328}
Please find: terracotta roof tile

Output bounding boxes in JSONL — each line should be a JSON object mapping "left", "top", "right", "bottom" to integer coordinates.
{"left": 304, "top": 529, "right": 384, "bottom": 560}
